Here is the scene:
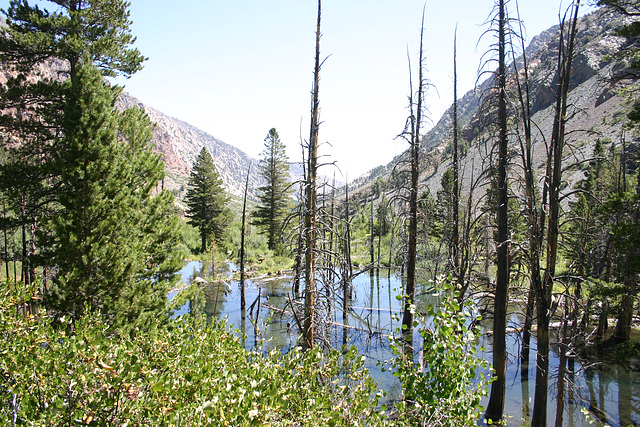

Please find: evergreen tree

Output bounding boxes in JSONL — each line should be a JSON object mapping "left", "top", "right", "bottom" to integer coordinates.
{"left": 185, "top": 147, "right": 231, "bottom": 253}
{"left": 436, "top": 167, "right": 455, "bottom": 250}
{"left": 597, "top": 0, "right": 640, "bottom": 341}
{"left": 46, "top": 57, "right": 182, "bottom": 326}
{"left": 253, "top": 128, "right": 292, "bottom": 252}
{"left": 0, "top": 0, "right": 146, "bottom": 289}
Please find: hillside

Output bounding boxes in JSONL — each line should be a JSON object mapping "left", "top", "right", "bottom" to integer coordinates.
{"left": 346, "top": 7, "right": 639, "bottom": 206}
{"left": 115, "top": 91, "right": 259, "bottom": 199}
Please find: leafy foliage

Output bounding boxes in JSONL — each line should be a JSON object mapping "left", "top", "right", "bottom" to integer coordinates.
{"left": 385, "top": 278, "right": 491, "bottom": 426}
{"left": 0, "top": 283, "right": 386, "bottom": 426}
{"left": 41, "top": 58, "right": 182, "bottom": 328}
{"left": 0, "top": 0, "right": 180, "bottom": 328}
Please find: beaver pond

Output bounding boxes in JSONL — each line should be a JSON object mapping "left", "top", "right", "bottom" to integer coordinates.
{"left": 168, "top": 261, "right": 640, "bottom": 426}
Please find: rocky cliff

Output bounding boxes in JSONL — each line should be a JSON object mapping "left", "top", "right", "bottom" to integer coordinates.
{"left": 115, "top": 92, "right": 259, "bottom": 198}
{"left": 347, "top": 6, "right": 639, "bottom": 206}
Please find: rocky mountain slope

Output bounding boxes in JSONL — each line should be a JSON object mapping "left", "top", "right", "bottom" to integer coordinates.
{"left": 116, "top": 93, "right": 329, "bottom": 201}
{"left": 347, "top": 6, "right": 639, "bottom": 206}
{"left": 116, "top": 92, "right": 259, "bottom": 198}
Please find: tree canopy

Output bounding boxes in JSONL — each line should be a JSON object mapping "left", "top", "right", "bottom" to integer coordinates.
{"left": 0, "top": 0, "right": 181, "bottom": 327}
{"left": 253, "top": 128, "right": 293, "bottom": 252}
{"left": 185, "top": 147, "right": 232, "bottom": 253}
{"left": 46, "top": 57, "right": 182, "bottom": 326}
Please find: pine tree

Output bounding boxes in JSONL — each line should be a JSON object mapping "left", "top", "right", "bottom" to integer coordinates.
{"left": 253, "top": 128, "right": 292, "bottom": 252}
{"left": 0, "top": 0, "right": 146, "bottom": 290}
{"left": 185, "top": 147, "right": 231, "bottom": 253}
{"left": 46, "top": 57, "right": 182, "bottom": 326}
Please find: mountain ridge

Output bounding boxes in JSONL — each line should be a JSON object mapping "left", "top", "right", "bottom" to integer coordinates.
{"left": 345, "top": 6, "right": 639, "bottom": 205}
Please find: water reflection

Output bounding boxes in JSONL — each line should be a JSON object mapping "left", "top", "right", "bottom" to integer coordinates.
{"left": 173, "top": 261, "right": 639, "bottom": 426}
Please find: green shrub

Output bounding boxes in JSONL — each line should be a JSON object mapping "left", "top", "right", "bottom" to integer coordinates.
{"left": 0, "top": 283, "right": 384, "bottom": 426}
{"left": 384, "top": 278, "right": 491, "bottom": 426}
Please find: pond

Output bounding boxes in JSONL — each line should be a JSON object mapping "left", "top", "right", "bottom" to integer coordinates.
{"left": 171, "top": 261, "right": 640, "bottom": 426}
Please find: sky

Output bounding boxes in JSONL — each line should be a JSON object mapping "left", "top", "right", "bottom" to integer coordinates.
{"left": 2, "top": 0, "right": 598, "bottom": 180}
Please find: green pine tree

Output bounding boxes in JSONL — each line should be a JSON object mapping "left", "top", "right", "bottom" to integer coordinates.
{"left": 46, "top": 58, "right": 182, "bottom": 327}
{"left": 185, "top": 147, "right": 232, "bottom": 253}
{"left": 0, "top": 0, "right": 147, "bottom": 291}
{"left": 253, "top": 128, "right": 293, "bottom": 252}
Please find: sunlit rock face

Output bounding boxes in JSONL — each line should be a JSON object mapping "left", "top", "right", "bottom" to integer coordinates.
{"left": 115, "top": 91, "right": 258, "bottom": 198}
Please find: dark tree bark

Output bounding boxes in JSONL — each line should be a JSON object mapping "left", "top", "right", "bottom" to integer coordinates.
{"left": 511, "top": 2, "right": 542, "bottom": 385}
{"left": 486, "top": 0, "right": 510, "bottom": 422}
{"left": 370, "top": 198, "right": 375, "bottom": 267}
{"left": 303, "top": 0, "right": 322, "bottom": 349}
{"left": 532, "top": 2, "right": 581, "bottom": 425}
{"left": 239, "top": 161, "right": 251, "bottom": 312}
{"left": 452, "top": 27, "right": 461, "bottom": 288}
{"left": 343, "top": 181, "right": 353, "bottom": 323}
{"left": 402, "top": 7, "right": 426, "bottom": 333}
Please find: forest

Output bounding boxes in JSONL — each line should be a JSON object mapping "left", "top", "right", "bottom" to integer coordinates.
{"left": 0, "top": 0, "right": 639, "bottom": 426}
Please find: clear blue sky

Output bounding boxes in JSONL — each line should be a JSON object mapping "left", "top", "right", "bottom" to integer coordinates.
{"left": 2, "top": 1, "right": 598, "bottom": 180}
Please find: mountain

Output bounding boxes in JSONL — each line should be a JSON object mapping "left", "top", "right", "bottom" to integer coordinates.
{"left": 116, "top": 93, "right": 339, "bottom": 201}
{"left": 115, "top": 92, "right": 258, "bottom": 199}
{"left": 346, "top": 7, "right": 639, "bottom": 206}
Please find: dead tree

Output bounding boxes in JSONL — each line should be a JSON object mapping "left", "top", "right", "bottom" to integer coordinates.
{"left": 401, "top": 6, "right": 427, "bottom": 333}
{"left": 485, "top": 0, "right": 510, "bottom": 422}
{"left": 303, "top": 0, "right": 322, "bottom": 349}
{"left": 239, "top": 161, "right": 251, "bottom": 312}
{"left": 532, "top": 2, "right": 581, "bottom": 425}
{"left": 452, "top": 27, "right": 461, "bottom": 289}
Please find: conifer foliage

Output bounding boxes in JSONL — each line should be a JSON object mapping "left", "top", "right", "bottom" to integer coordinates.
{"left": 47, "top": 58, "right": 182, "bottom": 325}
{"left": 185, "top": 147, "right": 231, "bottom": 252}
{"left": 253, "top": 128, "right": 292, "bottom": 252}
{"left": 0, "top": 0, "right": 182, "bottom": 326}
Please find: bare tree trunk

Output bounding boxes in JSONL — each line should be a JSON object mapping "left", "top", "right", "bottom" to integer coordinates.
{"left": 240, "top": 161, "right": 251, "bottom": 312}
{"left": 20, "top": 202, "right": 28, "bottom": 286}
{"left": 555, "top": 297, "right": 569, "bottom": 427}
{"left": 293, "top": 145, "right": 307, "bottom": 296}
{"left": 2, "top": 203, "right": 9, "bottom": 281}
{"left": 342, "top": 182, "right": 352, "bottom": 333}
{"left": 369, "top": 198, "right": 375, "bottom": 267}
{"left": 512, "top": 2, "right": 541, "bottom": 384}
{"left": 402, "top": 7, "right": 426, "bottom": 333}
{"left": 452, "top": 27, "right": 461, "bottom": 288}
{"left": 303, "top": 0, "right": 322, "bottom": 349}
{"left": 532, "top": 3, "right": 580, "bottom": 425}
{"left": 329, "top": 176, "right": 336, "bottom": 286}
{"left": 486, "top": 0, "right": 510, "bottom": 422}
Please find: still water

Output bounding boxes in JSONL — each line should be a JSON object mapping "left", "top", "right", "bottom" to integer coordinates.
{"left": 170, "top": 261, "right": 640, "bottom": 426}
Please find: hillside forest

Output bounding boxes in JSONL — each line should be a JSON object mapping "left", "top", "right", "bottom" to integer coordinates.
{"left": 0, "top": 0, "right": 639, "bottom": 426}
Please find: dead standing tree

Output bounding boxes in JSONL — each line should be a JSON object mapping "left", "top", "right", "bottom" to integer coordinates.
{"left": 400, "top": 6, "right": 428, "bottom": 334}
{"left": 532, "top": 2, "right": 581, "bottom": 425}
{"left": 452, "top": 27, "right": 461, "bottom": 290}
{"left": 239, "top": 161, "right": 251, "bottom": 313}
{"left": 485, "top": 0, "right": 510, "bottom": 422}
{"left": 303, "top": 0, "right": 322, "bottom": 349}
{"left": 510, "top": 0, "right": 543, "bottom": 389}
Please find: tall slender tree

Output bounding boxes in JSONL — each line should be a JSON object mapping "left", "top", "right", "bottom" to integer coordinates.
{"left": 511, "top": 0, "right": 542, "bottom": 389}
{"left": 46, "top": 57, "right": 182, "bottom": 326}
{"left": 401, "top": 6, "right": 427, "bottom": 333}
{"left": 532, "top": 2, "right": 581, "bottom": 425}
{"left": 254, "top": 128, "right": 292, "bottom": 252}
{"left": 452, "top": 27, "right": 461, "bottom": 289}
{"left": 185, "top": 147, "right": 232, "bottom": 253}
{"left": 485, "top": 0, "right": 510, "bottom": 422}
{"left": 240, "top": 161, "right": 251, "bottom": 312}
{"left": 303, "top": 0, "right": 322, "bottom": 349}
